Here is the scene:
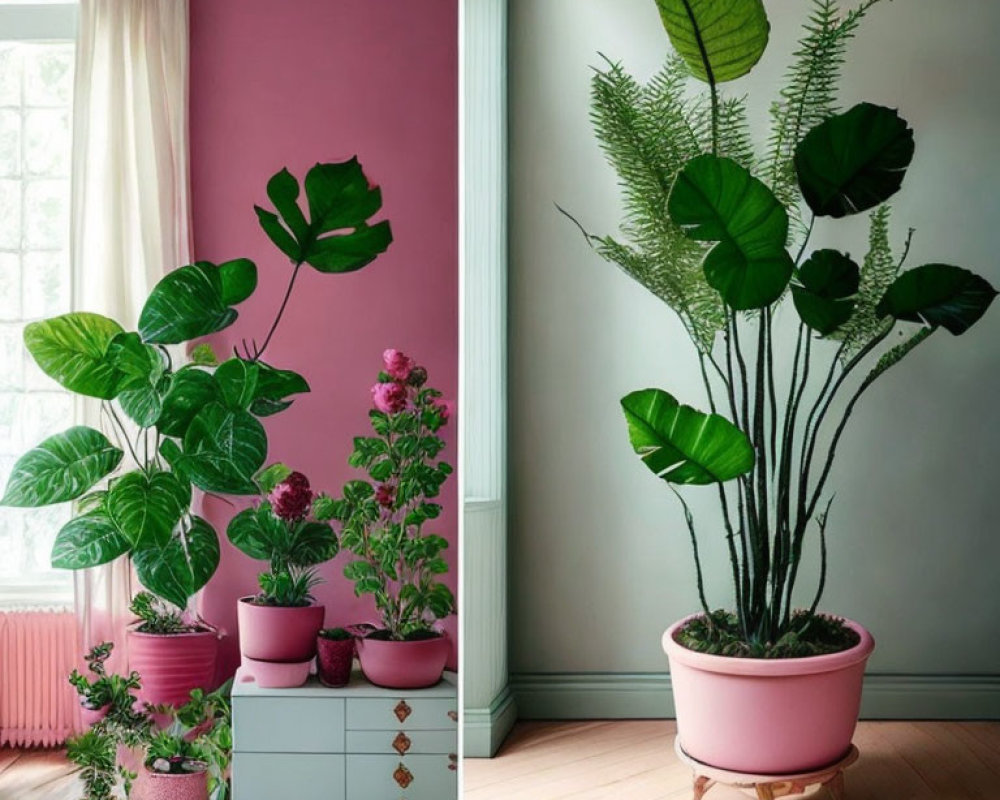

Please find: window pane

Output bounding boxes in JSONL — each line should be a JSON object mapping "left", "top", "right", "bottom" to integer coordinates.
{"left": 0, "top": 252, "right": 21, "bottom": 320}
{"left": 22, "top": 250, "right": 69, "bottom": 318}
{"left": 0, "top": 323, "right": 22, "bottom": 390}
{"left": 0, "top": 179, "right": 20, "bottom": 248}
{"left": 0, "top": 45, "right": 21, "bottom": 108}
{"left": 0, "top": 109, "right": 19, "bottom": 176}
{"left": 23, "top": 43, "right": 73, "bottom": 107}
{"left": 24, "top": 107, "right": 69, "bottom": 176}
{"left": 23, "top": 178, "right": 68, "bottom": 248}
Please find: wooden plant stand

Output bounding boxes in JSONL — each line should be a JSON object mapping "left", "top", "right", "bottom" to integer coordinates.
{"left": 674, "top": 738, "right": 859, "bottom": 800}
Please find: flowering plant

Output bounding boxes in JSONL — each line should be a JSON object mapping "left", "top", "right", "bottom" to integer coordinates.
{"left": 320, "top": 350, "right": 454, "bottom": 640}
{"left": 226, "top": 468, "right": 338, "bottom": 606}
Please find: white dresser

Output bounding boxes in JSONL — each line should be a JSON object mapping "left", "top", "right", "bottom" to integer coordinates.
{"left": 231, "top": 668, "right": 458, "bottom": 800}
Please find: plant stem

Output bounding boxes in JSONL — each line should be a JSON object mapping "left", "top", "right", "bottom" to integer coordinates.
{"left": 253, "top": 261, "right": 304, "bottom": 362}
{"left": 670, "top": 487, "right": 711, "bottom": 620}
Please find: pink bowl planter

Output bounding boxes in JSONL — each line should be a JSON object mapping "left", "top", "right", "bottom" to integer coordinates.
{"left": 135, "top": 767, "right": 208, "bottom": 800}
{"left": 127, "top": 626, "right": 219, "bottom": 708}
{"left": 79, "top": 704, "right": 109, "bottom": 728}
{"left": 356, "top": 633, "right": 449, "bottom": 689}
{"left": 663, "top": 615, "right": 875, "bottom": 774}
{"left": 237, "top": 597, "right": 324, "bottom": 662}
{"left": 317, "top": 637, "right": 355, "bottom": 688}
{"left": 239, "top": 655, "right": 313, "bottom": 689}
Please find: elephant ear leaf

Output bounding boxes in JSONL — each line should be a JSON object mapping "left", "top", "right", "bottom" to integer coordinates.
{"left": 23, "top": 312, "right": 126, "bottom": 399}
{"left": 621, "top": 388, "right": 754, "bottom": 485}
{"left": 132, "top": 516, "right": 220, "bottom": 610}
{"left": 792, "top": 249, "right": 860, "bottom": 335}
{"left": 795, "top": 103, "right": 915, "bottom": 218}
{"left": 655, "top": 0, "right": 770, "bottom": 84}
{"left": 876, "top": 264, "right": 997, "bottom": 335}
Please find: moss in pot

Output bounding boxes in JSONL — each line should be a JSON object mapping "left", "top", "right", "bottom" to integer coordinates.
{"left": 565, "top": 0, "right": 997, "bottom": 774}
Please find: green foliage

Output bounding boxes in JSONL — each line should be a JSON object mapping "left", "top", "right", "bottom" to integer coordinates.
{"left": 876, "top": 264, "right": 998, "bottom": 335}
{"left": 67, "top": 642, "right": 116, "bottom": 710}
{"left": 66, "top": 729, "right": 118, "bottom": 800}
{"left": 792, "top": 249, "right": 860, "bottom": 335}
{"left": 132, "top": 516, "right": 221, "bottom": 610}
{"left": 675, "top": 610, "right": 859, "bottom": 658}
{"left": 319, "top": 627, "right": 352, "bottom": 641}
{"left": 256, "top": 568, "right": 323, "bottom": 608}
{"left": 23, "top": 312, "right": 127, "bottom": 399}
{"left": 129, "top": 592, "right": 197, "bottom": 634}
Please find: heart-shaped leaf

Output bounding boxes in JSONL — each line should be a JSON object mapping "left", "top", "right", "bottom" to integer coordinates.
{"left": 1, "top": 427, "right": 123, "bottom": 507}
{"left": 157, "top": 369, "right": 223, "bottom": 438}
{"left": 24, "top": 313, "right": 127, "bottom": 399}
{"left": 51, "top": 503, "right": 130, "bottom": 570}
{"left": 118, "top": 377, "right": 168, "bottom": 428}
{"left": 181, "top": 402, "right": 267, "bottom": 494}
{"left": 668, "top": 154, "right": 793, "bottom": 309}
{"left": 226, "top": 506, "right": 275, "bottom": 561}
{"left": 251, "top": 363, "right": 310, "bottom": 417}
{"left": 795, "top": 103, "right": 915, "bottom": 218}
{"left": 215, "top": 358, "right": 260, "bottom": 410}
{"left": 792, "top": 249, "right": 860, "bottom": 335}
{"left": 218, "top": 258, "right": 258, "bottom": 305}
{"left": 133, "top": 515, "right": 220, "bottom": 609}
{"left": 655, "top": 0, "right": 770, "bottom": 84}
{"left": 107, "top": 470, "right": 191, "bottom": 548}
{"left": 289, "top": 521, "right": 339, "bottom": 566}
{"left": 876, "top": 264, "right": 997, "bottom": 335}
{"left": 621, "top": 389, "right": 754, "bottom": 485}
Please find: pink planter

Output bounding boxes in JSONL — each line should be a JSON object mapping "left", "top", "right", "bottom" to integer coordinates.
{"left": 356, "top": 633, "right": 449, "bottom": 689}
{"left": 135, "top": 766, "right": 208, "bottom": 800}
{"left": 79, "top": 703, "right": 109, "bottom": 728}
{"left": 317, "top": 637, "right": 355, "bottom": 687}
{"left": 663, "top": 615, "right": 875, "bottom": 774}
{"left": 237, "top": 597, "right": 324, "bottom": 661}
{"left": 127, "top": 626, "right": 219, "bottom": 708}
{"left": 239, "top": 656, "right": 312, "bottom": 689}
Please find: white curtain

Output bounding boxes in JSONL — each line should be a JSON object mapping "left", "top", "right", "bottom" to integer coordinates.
{"left": 70, "top": 0, "right": 191, "bottom": 672}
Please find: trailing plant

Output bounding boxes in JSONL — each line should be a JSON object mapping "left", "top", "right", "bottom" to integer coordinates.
{"left": 572, "top": 0, "right": 996, "bottom": 655}
{"left": 226, "top": 468, "right": 338, "bottom": 606}
{"left": 68, "top": 642, "right": 136, "bottom": 710}
{"left": 0, "top": 157, "right": 392, "bottom": 619}
{"left": 320, "top": 350, "right": 455, "bottom": 640}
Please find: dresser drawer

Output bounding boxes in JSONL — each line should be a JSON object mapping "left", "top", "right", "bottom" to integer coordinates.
{"left": 233, "top": 753, "right": 345, "bottom": 800}
{"left": 234, "top": 697, "right": 345, "bottom": 753}
{"left": 346, "top": 754, "right": 456, "bottom": 800}
{"left": 346, "top": 697, "right": 456, "bottom": 730}
{"left": 346, "top": 728, "right": 457, "bottom": 755}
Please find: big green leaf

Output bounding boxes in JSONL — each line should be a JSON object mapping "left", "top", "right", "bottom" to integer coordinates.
{"left": 289, "top": 521, "right": 338, "bottom": 566}
{"left": 226, "top": 505, "right": 276, "bottom": 561}
{"left": 254, "top": 158, "right": 393, "bottom": 273}
{"left": 795, "top": 103, "right": 915, "bottom": 218}
{"left": 107, "top": 471, "right": 191, "bottom": 548}
{"left": 621, "top": 388, "right": 754, "bottom": 485}
{"left": 1, "top": 427, "right": 123, "bottom": 507}
{"left": 668, "top": 154, "right": 793, "bottom": 309}
{"left": 138, "top": 261, "right": 257, "bottom": 344}
{"left": 655, "top": 0, "right": 769, "bottom": 84}
{"left": 876, "top": 264, "right": 997, "bottom": 335}
{"left": 792, "top": 249, "right": 860, "bottom": 335}
{"left": 215, "top": 358, "right": 260, "bottom": 410}
{"left": 181, "top": 402, "right": 267, "bottom": 494}
{"left": 250, "top": 363, "right": 310, "bottom": 417}
{"left": 51, "top": 507, "right": 130, "bottom": 570}
{"left": 23, "top": 313, "right": 126, "bottom": 399}
{"left": 157, "top": 369, "right": 223, "bottom": 437}
{"left": 133, "top": 515, "right": 220, "bottom": 609}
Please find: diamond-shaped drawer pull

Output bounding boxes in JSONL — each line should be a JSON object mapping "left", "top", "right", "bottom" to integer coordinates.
{"left": 394, "top": 763, "right": 414, "bottom": 789}
{"left": 447, "top": 710, "right": 457, "bottom": 722}
{"left": 393, "top": 732, "right": 411, "bottom": 755}
{"left": 394, "top": 700, "right": 412, "bottom": 723}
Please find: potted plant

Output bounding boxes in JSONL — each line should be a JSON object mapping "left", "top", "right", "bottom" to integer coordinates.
{"left": 68, "top": 642, "right": 135, "bottom": 728}
{"left": 321, "top": 349, "right": 455, "bottom": 689}
{"left": 316, "top": 627, "right": 355, "bottom": 688}
{"left": 227, "top": 467, "right": 338, "bottom": 668}
{"left": 0, "top": 157, "right": 392, "bottom": 704}
{"left": 569, "top": 0, "right": 997, "bottom": 774}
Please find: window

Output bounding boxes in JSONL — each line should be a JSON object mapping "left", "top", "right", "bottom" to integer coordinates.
{"left": 0, "top": 2, "right": 77, "bottom": 606}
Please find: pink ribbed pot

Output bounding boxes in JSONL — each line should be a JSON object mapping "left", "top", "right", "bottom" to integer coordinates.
{"left": 356, "top": 633, "right": 449, "bottom": 689}
{"left": 127, "top": 626, "right": 219, "bottom": 708}
{"left": 664, "top": 615, "right": 875, "bottom": 774}
{"left": 135, "top": 766, "right": 208, "bottom": 800}
{"left": 237, "top": 597, "right": 324, "bottom": 661}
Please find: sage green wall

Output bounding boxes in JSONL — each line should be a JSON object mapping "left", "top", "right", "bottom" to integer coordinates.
{"left": 508, "top": 0, "right": 1000, "bottom": 681}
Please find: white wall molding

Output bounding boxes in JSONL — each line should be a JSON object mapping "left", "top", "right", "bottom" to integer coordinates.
{"left": 511, "top": 672, "right": 1000, "bottom": 721}
{"left": 460, "top": 0, "right": 512, "bottom": 758}
{"left": 0, "top": 4, "right": 78, "bottom": 39}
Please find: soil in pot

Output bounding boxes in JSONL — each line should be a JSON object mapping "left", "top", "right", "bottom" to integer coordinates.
{"left": 237, "top": 596, "right": 324, "bottom": 662}
{"left": 355, "top": 630, "right": 449, "bottom": 690}
{"left": 316, "top": 633, "right": 355, "bottom": 687}
{"left": 127, "top": 626, "right": 218, "bottom": 708}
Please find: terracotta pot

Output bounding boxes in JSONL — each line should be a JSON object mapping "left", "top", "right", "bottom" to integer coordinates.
{"left": 356, "top": 632, "right": 449, "bottom": 689}
{"left": 663, "top": 615, "right": 875, "bottom": 774}
{"left": 239, "top": 655, "right": 312, "bottom": 689}
{"left": 79, "top": 703, "right": 109, "bottom": 728}
{"left": 316, "top": 637, "right": 355, "bottom": 687}
{"left": 127, "top": 626, "right": 218, "bottom": 708}
{"left": 237, "top": 597, "right": 324, "bottom": 661}
{"left": 136, "top": 765, "right": 208, "bottom": 800}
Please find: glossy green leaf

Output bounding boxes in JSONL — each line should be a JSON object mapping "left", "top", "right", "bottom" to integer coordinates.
{"left": 792, "top": 249, "right": 860, "bottom": 335}
{"left": 621, "top": 388, "right": 754, "bottom": 485}
{"left": 218, "top": 258, "right": 258, "bottom": 305}
{"left": 266, "top": 168, "right": 309, "bottom": 242}
{"left": 51, "top": 507, "right": 130, "bottom": 570}
{"left": 250, "top": 363, "right": 310, "bottom": 417}
{"left": 118, "top": 377, "right": 167, "bottom": 428}
{"left": 654, "top": 0, "right": 769, "bottom": 84}
{"left": 305, "top": 221, "right": 393, "bottom": 273}
{"left": 255, "top": 462, "right": 292, "bottom": 494}
{"left": 1, "top": 427, "right": 123, "bottom": 507}
{"left": 107, "top": 471, "right": 191, "bottom": 548}
{"left": 181, "top": 402, "right": 267, "bottom": 494}
{"left": 226, "top": 506, "right": 273, "bottom": 561}
{"left": 133, "top": 515, "right": 220, "bottom": 609}
{"left": 876, "top": 264, "right": 998, "bottom": 335}
{"left": 189, "top": 343, "right": 219, "bottom": 367}
{"left": 157, "top": 369, "right": 222, "bottom": 438}
{"left": 668, "top": 154, "right": 793, "bottom": 309}
{"left": 106, "top": 332, "right": 162, "bottom": 387}
{"left": 289, "top": 521, "right": 339, "bottom": 566}
{"left": 23, "top": 313, "right": 126, "bottom": 399}
{"left": 215, "top": 358, "right": 260, "bottom": 410}
{"left": 254, "top": 207, "right": 300, "bottom": 261}
{"left": 795, "top": 103, "right": 915, "bottom": 218}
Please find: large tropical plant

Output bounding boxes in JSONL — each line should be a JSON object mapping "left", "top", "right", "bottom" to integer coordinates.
{"left": 571, "top": 0, "right": 996, "bottom": 655}
{"left": 0, "top": 157, "right": 391, "bottom": 616}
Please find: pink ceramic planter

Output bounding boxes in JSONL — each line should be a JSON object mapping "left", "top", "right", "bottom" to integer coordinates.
{"left": 127, "top": 626, "right": 219, "bottom": 708}
{"left": 239, "top": 656, "right": 313, "bottom": 689}
{"left": 316, "top": 637, "right": 355, "bottom": 688}
{"left": 356, "top": 633, "right": 449, "bottom": 689}
{"left": 79, "top": 704, "right": 109, "bottom": 728}
{"left": 237, "top": 597, "right": 324, "bottom": 661}
{"left": 663, "top": 615, "right": 875, "bottom": 774}
{"left": 135, "top": 767, "right": 208, "bottom": 800}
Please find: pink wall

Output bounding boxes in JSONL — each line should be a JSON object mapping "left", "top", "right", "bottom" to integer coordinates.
{"left": 188, "top": 0, "right": 458, "bottom": 677}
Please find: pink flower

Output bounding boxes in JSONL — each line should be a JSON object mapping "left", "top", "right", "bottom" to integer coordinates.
{"left": 382, "top": 349, "right": 414, "bottom": 381}
{"left": 270, "top": 472, "right": 313, "bottom": 521}
{"left": 375, "top": 483, "right": 396, "bottom": 508}
{"left": 371, "top": 381, "right": 408, "bottom": 414}
{"left": 431, "top": 398, "right": 452, "bottom": 423}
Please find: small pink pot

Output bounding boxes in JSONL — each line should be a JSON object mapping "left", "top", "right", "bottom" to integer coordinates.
{"left": 237, "top": 597, "right": 325, "bottom": 662}
{"left": 664, "top": 615, "right": 875, "bottom": 774}
{"left": 356, "top": 633, "right": 449, "bottom": 689}
{"left": 79, "top": 703, "right": 110, "bottom": 728}
{"left": 127, "top": 626, "right": 219, "bottom": 708}
{"left": 316, "top": 637, "right": 355, "bottom": 687}
{"left": 239, "top": 656, "right": 312, "bottom": 689}
{"left": 136, "top": 766, "right": 208, "bottom": 800}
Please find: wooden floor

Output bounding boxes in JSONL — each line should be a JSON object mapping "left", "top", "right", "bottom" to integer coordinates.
{"left": 464, "top": 721, "right": 1000, "bottom": 799}
{"left": 0, "top": 748, "right": 78, "bottom": 800}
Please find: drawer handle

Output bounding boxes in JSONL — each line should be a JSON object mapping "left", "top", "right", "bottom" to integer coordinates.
{"left": 393, "top": 732, "right": 412, "bottom": 755}
{"left": 394, "top": 763, "right": 414, "bottom": 789}
{"left": 447, "top": 710, "right": 458, "bottom": 722}
{"left": 448, "top": 753, "right": 457, "bottom": 772}
{"left": 394, "top": 700, "right": 412, "bottom": 723}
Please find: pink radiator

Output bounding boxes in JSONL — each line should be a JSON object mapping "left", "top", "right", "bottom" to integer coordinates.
{"left": 0, "top": 609, "right": 80, "bottom": 747}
